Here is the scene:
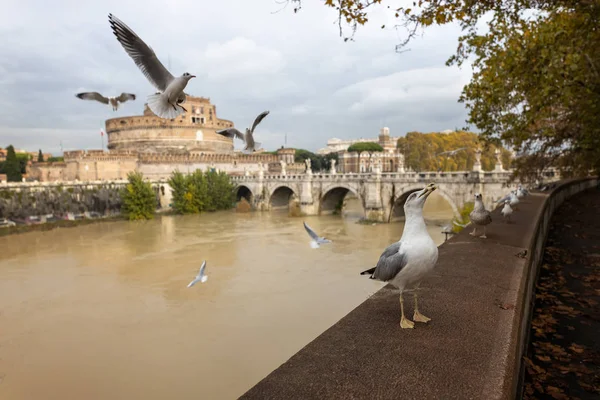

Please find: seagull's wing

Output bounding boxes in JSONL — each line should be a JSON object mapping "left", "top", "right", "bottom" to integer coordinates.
{"left": 216, "top": 128, "right": 245, "bottom": 140}
{"left": 76, "top": 92, "right": 109, "bottom": 104}
{"left": 115, "top": 93, "right": 136, "bottom": 103}
{"left": 108, "top": 14, "right": 175, "bottom": 92}
{"left": 372, "top": 241, "right": 407, "bottom": 282}
{"left": 199, "top": 260, "right": 207, "bottom": 277}
{"left": 250, "top": 110, "right": 270, "bottom": 133}
{"left": 496, "top": 194, "right": 510, "bottom": 204}
{"left": 187, "top": 277, "right": 200, "bottom": 288}
{"left": 303, "top": 222, "right": 320, "bottom": 241}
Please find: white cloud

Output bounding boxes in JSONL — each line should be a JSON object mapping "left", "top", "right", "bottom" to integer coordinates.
{"left": 202, "top": 37, "right": 285, "bottom": 80}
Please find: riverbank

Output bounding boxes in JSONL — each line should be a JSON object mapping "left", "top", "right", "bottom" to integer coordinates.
{"left": 522, "top": 187, "right": 600, "bottom": 399}
{"left": 0, "top": 216, "right": 126, "bottom": 237}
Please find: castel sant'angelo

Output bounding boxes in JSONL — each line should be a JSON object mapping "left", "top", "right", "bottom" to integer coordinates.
{"left": 29, "top": 95, "right": 299, "bottom": 182}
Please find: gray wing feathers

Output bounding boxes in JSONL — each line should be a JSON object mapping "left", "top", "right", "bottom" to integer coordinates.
{"left": 108, "top": 14, "right": 174, "bottom": 91}
{"left": 116, "top": 93, "right": 136, "bottom": 103}
{"left": 372, "top": 241, "right": 407, "bottom": 282}
{"left": 216, "top": 128, "right": 245, "bottom": 140}
{"left": 199, "top": 260, "right": 206, "bottom": 276}
{"left": 76, "top": 92, "right": 109, "bottom": 104}
{"left": 303, "top": 222, "right": 320, "bottom": 240}
{"left": 250, "top": 110, "right": 270, "bottom": 133}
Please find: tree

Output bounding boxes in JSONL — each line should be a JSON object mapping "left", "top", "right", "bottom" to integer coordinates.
{"left": 120, "top": 171, "right": 156, "bottom": 220}
{"left": 294, "top": 149, "right": 322, "bottom": 171}
{"left": 292, "top": 0, "right": 600, "bottom": 178}
{"left": 168, "top": 169, "right": 235, "bottom": 214}
{"left": 37, "top": 149, "right": 44, "bottom": 162}
{"left": 4, "top": 145, "right": 22, "bottom": 182}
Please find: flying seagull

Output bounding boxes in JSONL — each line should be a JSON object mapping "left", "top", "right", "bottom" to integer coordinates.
{"left": 501, "top": 199, "right": 513, "bottom": 223}
{"left": 75, "top": 92, "right": 136, "bottom": 111}
{"left": 469, "top": 193, "right": 492, "bottom": 238}
{"left": 216, "top": 110, "right": 269, "bottom": 154}
{"left": 187, "top": 261, "right": 208, "bottom": 288}
{"left": 303, "top": 221, "right": 332, "bottom": 248}
{"left": 436, "top": 147, "right": 467, "bottom": 157}
{"left": 360, "top": 183, "right": 439, "bottom": 329}
{"left": 108, "top": 13, "right": 195, "bottom": 120}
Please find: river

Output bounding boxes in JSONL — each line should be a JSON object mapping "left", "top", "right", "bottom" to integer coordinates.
{"left": 0, "top": 193, "right": 453, "bottom": 399}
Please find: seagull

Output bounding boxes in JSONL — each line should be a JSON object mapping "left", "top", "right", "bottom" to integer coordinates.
{"left": 360, "top": 183, "right": 439, "bottom": 329}
{"left": 469, "top": 193, "right": 492, "bottom": 238}
{"left": 303, "top": 221, "right": 331, "bottom": 248}
{"left": 75, "top": 92, "right": 136, "bottom": 111}
{"left": 516, "top": 185, "right": 529, "bottom": 199}
{"left": 501, "top": 200, "right": 513, "bottom": 223}
{"left": 187, "top": 260, "right": 208, "bottom": 288}
{"left": 108, "top": 14, "right": 195, "bottom": 120}
{"left": 216, "top": 110, "right": 269, "bottom": 154}
{"left": 496, "top": 190, "right": 520, "bottom": 210}
{"left": 435, "top": 147, "right": 467, "bottom": 156}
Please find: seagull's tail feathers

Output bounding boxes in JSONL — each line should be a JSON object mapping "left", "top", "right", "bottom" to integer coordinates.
{"left": 201, "top": 276, "right": 208, "bottom": 283}
{"left": 147, "top": 93, "right": 184, "bottom": 120}
{"left": 310, "top": 240, "right": 320, "bottom": 249}
{"left": 360, "top": 267, "right": 376, "bottom": 277}
{"left": 253, "top": 142, "right": 261, "bottom": 150}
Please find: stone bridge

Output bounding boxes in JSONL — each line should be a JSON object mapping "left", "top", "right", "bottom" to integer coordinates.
{"left": 232, "top": 169, "right": 524, "bottom": 222}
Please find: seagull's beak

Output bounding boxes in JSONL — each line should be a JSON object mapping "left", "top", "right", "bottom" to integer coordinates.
{"left": 418, "top": 183, "right": 437, "bottom": 198}
{"left": 190, "top": 75, "right": 196, "bottom": 79}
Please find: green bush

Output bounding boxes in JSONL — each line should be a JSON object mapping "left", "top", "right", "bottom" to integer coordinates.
{"left": 168, "top": 169, "right": 235, "bottom": 214}
{"left": 120, "top": 171, "right": 156, "bottom": 220}
{"left": 3, "top": 145, "right": 22, "bottom": 182}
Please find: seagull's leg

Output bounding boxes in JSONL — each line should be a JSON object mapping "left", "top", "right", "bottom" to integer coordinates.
{"left": 480, "top": 225, "right": 487, "bottom": 239}
{"left": 413, "top": 290, "right": 431, "bottom": 323}
{"left": 179, "top": 105, "right": 188, "bottom": 112}
{"left": 469, "top": 227, "right": 478, "bottom": 236}
{"left": 399, "top": 292, "right": 415, "bottom": 329}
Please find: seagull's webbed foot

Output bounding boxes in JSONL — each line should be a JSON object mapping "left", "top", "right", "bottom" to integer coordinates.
{"left": 469, "top": 228, "right": 478, "bottom": 236}
{"left": 400, "top": 316, "right": 415, "bottom": 329}
{"left": 413, "top": 310, "right": 431, "bottom": 323}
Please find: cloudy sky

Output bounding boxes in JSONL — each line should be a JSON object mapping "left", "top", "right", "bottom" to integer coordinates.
{"left": 0, "top": 0, "right": 473, "bottom": 155}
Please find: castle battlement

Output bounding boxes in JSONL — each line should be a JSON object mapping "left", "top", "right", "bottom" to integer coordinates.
{"left": 137, "top": 153, "right": 278, "bottom": 164}
{"left": 64, "top": 150, "right": 138, "bottom": 162}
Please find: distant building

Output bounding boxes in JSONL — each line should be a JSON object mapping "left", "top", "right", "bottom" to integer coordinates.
{"left": 26, "top": 94, "right": 287, "bottom": 182}
{"left": 337, "top": 127, "right": 405, "bottom": 174}
{"left": 317, "top": 127, "right": 402, "bottom": 155}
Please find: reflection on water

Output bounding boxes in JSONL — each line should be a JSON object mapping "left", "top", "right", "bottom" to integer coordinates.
{"left": 0, "top": 196, "right": 453, "bottom": 400}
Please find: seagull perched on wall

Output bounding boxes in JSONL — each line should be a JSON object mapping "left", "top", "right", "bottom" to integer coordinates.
{"left": 75, "top": 92, "right": 136, "bottom": 111}
{"left": 108, "top": 13, "right": 195, "bottom": 120}
{"left": 516, "top": 185, "right": 529, "bottom": 199}
{"left": 360, "top": 183, "right": 439, "bottom": 329}
{"left": 216, "top": 111, "right": 269, "bottom": 154}
{"left": 501, "top": 200, "right": 513, "bottom": 223}
{"left": 469, "top": 193, "right": 492, "bottom": 238}
{"left": 187, "top": 261, "right": 208, "bottom": 288}
{"left": 303, "top": 222, "right": 332, "bottom": 249}
{"left": 496, "top": 190, "right": 520, "bottom": 210}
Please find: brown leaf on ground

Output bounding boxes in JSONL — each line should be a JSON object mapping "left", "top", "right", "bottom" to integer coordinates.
{"left": 536, "top": 355, "right": 551, "bottom": 362}
{"left": 569, "top": 343, "right": 585, "bottom": 354}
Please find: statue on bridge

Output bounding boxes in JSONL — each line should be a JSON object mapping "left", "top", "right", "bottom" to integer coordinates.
{"left": 305, "top": 158, "right": 312, "bottom": 174}
{"left": 330, "top": 159, "right": 336, "bottom": 174}
{"left": 280, "top": 160, "right": 287, "bottom": 175}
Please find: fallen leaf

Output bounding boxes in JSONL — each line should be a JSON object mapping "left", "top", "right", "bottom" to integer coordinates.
{"left": 535, "top": 355, "right": 551, "bottom": 362}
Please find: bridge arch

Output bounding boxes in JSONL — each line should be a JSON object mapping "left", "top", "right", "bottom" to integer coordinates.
{"left": 269, "top": 185, "right": 298, "bottom": 210}
{"left": 390, "top": 185, "right": 459, "bottom": 221}
{"left": 235, "top": 185, "right": 253, "bottom": 203}
{"left": 320, "top": 185, "right": 363, "bottom": 216}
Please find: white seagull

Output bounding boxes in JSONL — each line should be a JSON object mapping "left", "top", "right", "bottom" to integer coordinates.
{"left": 187, "top": 261, "right": 208, "bottom": 288}
{"left": 497, "top": 190, "right": 520, "bottom": 210}
{"left": 469, "top": 193, "right": 492, "bottom": 238}
{"left": 75, "top": 92, "right": 136, "bottom": 111}
{"left": 501, "top": 200, "right": 513, "bottom": 223}
{"left": 303, "top": 221, "right": 332, "bottom": 248}
{"left": 360, "top": 183, "right": 439, "bottom": 329}
{"left": 108, "top": 14, "right": 196, "bottom": 120}
{"left": 516, "top": 185, "right": 529, "bottom": 199}
{"left": 216, "top": 110, "right": 269, "bottom": 154}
